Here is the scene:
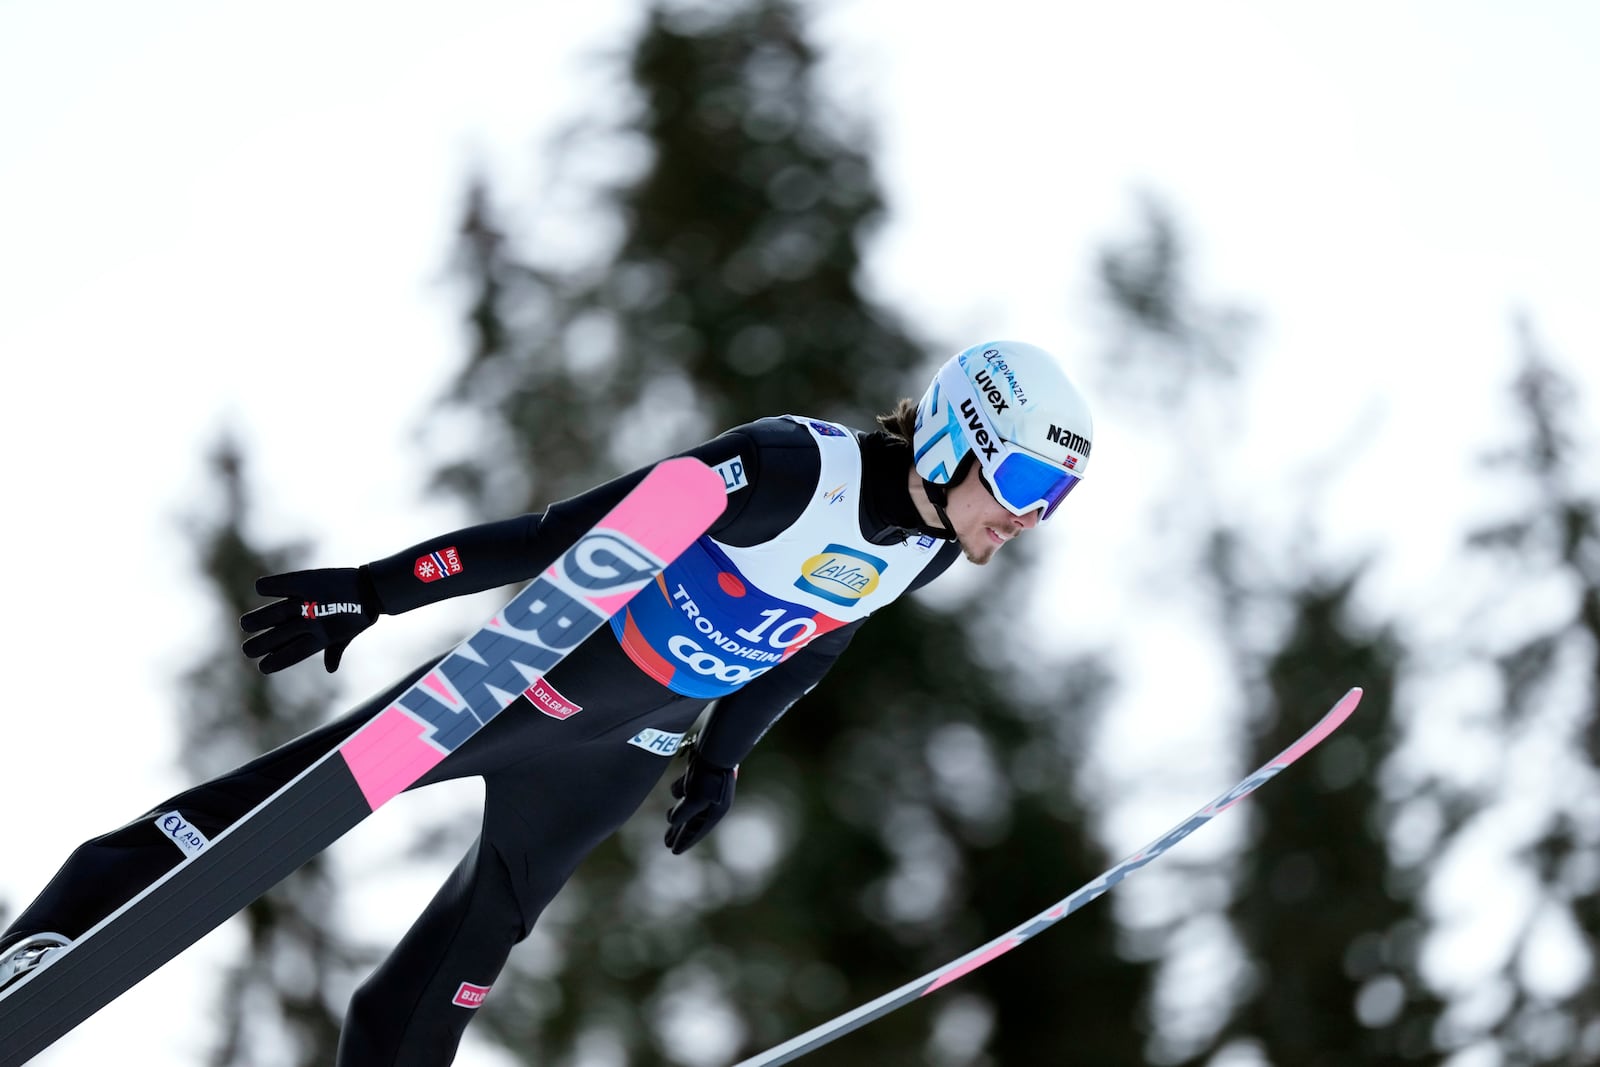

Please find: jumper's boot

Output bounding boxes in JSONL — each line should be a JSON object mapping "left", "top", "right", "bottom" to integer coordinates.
{"left": 0, "top": 932, "right": 71, "bottom": 994}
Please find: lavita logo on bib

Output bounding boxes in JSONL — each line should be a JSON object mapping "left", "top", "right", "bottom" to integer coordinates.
{"left": 794, "top": 544, "right": 886, "bottom": 607}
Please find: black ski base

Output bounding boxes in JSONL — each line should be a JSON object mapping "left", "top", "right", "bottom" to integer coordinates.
{"left": 0, "top": 758, "right": 372, "bottom": 1066}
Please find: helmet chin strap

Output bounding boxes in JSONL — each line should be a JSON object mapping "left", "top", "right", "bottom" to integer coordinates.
{"left": 922, "top": 479, "right": 958, "bottom": 539}
{"left": 922, "top": 454, "right": 977, "bottom": 540}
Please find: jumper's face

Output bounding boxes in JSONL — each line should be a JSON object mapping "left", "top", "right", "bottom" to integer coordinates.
{"left": 945, "top": 466, "right": 1040, "bottom": 565}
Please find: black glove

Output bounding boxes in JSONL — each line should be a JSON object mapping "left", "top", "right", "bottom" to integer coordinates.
{"left": 240, "top": 567, "right": 380, "bottom": 674}
{"left": 664, "top": 753, "right": 738, "bottom": 855}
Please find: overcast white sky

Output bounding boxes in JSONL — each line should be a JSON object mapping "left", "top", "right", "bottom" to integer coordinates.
{"left": 3, "top": 2, "right": 1598, "bottom": 1065}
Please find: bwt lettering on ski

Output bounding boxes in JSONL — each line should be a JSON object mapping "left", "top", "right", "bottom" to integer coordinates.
{"left": 343, "top": 527, "right": 676, "bottom": 808}
{"left": 0, "top": 457, "right": 725, "bottom": 1067}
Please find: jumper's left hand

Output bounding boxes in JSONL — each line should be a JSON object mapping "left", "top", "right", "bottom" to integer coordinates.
{"left": 241, "top": 567, "right": 379, "bottom": 674}
{"left": 664, "top": 753, "right": 737, "bottom": 854}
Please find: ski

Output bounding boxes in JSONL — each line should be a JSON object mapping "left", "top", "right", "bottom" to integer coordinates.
{"left": 733, "top": 686, "right": 1365, "bottom": 1066}
{"left": 0, "top": 457, "right": 727, "bottom": 1067}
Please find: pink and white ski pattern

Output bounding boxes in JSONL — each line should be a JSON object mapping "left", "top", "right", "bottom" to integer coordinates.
{"left": 735, "top": 686, "right": 1365, "bottom": 1067}
{"left": 340, "top": 458, "right": 726, "bottom": 809}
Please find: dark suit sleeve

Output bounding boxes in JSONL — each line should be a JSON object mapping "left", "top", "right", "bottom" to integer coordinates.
{"left": 363, "top": 433, "right": 749, "bottom": 614}
{"left": 689, "top": 622, "right": 860, "bottom": 768}
{"left": 360, "top": 418, "right": 822, "bottom": 615}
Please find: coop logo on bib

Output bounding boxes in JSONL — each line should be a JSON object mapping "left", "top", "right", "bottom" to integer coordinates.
{"left": 794, "top": 544, "right": 886, "bottom": 606}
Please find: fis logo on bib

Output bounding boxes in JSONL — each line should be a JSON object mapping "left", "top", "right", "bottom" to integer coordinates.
{"left": 795, "top": 544, "right": 886, "bottom": 606}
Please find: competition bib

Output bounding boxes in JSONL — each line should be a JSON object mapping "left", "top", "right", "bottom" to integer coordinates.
{"left": 610, "top": 417, "right": 941, "bottom": 698}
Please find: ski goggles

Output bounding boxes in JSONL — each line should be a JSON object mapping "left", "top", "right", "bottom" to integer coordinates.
{"left": 979, "top": 445, "right": 1083, "bottom": 520}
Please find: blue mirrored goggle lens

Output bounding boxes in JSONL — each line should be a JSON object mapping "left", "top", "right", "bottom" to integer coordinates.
{"left": 990, "top": 450, "right": 1082, "bottom": 519}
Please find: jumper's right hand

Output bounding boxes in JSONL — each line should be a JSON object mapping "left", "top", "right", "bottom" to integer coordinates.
{"left": 663, "top": 752, "right": 738, "bottom": 855}
{"left": 241, "top": 567, "right": 379, "bottom": 674}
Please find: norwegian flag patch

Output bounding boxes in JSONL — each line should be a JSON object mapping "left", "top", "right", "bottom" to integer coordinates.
{"left": 415, "top": 547, "right": 463, "bottom": 583}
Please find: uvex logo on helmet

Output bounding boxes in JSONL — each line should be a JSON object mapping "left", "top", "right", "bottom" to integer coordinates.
{"left": 973, "top": 369, "right": 1010, "bottom": 415}
{"left": 958, "top": 398, "right": 1000, "bottom": 461}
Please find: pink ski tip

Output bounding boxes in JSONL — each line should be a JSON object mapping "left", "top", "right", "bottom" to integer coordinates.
{"left": 601, "top": 458, "right": 727, "bottom": 558}
{"left": 925, "top": 937, "right": 1024, "bottom": 995}
{"left": 1272, "top": 686, "right": 1362, "bottom": 768}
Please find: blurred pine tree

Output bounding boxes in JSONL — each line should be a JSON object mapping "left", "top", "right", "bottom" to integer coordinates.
{"left": 1451, "top": 321, "right": 1600, "bottom": 1065}
{"left": 1094, "top": 198, "right": 1443, "bottom": 1065}
{"left": 1192, "top": 572, "right": 1444, "bottom": 1065}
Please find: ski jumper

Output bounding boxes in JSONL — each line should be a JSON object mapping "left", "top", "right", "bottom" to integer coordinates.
{"left": 2, "top": 416, "right": 960, "bottom": 1066}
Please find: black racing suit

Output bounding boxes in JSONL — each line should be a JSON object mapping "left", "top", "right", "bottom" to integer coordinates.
{"left": 1, "top": 418, "right": 959, "bottom": 1065}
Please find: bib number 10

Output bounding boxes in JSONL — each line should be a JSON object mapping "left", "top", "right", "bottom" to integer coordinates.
{"left": 737, "top": 607, "right": 818, "bottom": 650}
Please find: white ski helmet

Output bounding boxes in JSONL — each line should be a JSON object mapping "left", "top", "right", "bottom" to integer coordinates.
{"left": 912, "top": 341, "right": 1093, "bottom": 521}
